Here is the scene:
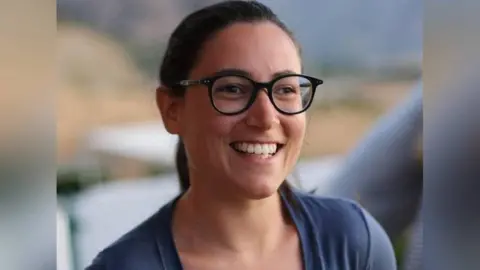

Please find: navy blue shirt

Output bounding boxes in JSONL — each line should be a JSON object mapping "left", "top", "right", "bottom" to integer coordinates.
{"left": 86, "top": 190, "right": 396, "bottom": 270}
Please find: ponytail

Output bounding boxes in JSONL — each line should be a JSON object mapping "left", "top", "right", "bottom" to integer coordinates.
{"left": 175, "top": 138, "right": 190, "bottom": 192}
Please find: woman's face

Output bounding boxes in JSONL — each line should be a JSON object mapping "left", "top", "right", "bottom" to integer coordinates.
{"left": 173, "top": 22, "right": 305, "bottom": 199}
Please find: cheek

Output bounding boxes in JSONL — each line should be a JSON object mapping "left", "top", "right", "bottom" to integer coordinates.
{"left": 180, "top": 92, "right": 237, "bottom": 145}
{"left": 283, "top": 115, "right": 306, "bottom": 162}
{"left": 286, "top": 115, "right": 306, "bottom": 144}
{"left": 179, "top": 91, "right": 211, "bottom": 134}
{"left": 184, "top": 115, "right": 239, "bottom": 172}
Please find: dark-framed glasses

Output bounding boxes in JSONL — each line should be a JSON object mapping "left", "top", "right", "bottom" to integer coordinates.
{"left": 176, "top": 73, "right": 323, "bottom": 115}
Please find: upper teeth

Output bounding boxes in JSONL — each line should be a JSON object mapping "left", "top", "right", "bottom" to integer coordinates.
{"left": 233, "top": 142, "right": 277, "bottom": 155}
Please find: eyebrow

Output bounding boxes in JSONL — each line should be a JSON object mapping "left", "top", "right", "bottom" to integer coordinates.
{"left": 209, "top": 68, "right": 297, "bottom": 80}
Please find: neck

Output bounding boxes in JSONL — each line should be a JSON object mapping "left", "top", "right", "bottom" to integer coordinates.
{"left": 173, "top": 182, "right": 291, "bottom": 258}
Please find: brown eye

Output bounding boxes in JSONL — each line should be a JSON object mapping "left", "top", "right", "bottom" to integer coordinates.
{"left": 274, "top": 86, "right": 297, "bottom": 95}
{"left": 214, "top": 84, "right": 246, "bottom": 94}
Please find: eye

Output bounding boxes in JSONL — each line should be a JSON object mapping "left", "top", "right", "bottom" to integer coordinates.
{"left": 216, "top": 84, "right": 245, "bottom": 94}
{"left": 274, "top": 86, "right": 298, "bottom": 95}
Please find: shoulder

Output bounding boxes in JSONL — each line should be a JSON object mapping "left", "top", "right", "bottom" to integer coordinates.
{"left": 291, "top": 189, "right": 368, "bottom": 228}
{"left": 290, "top": 190, "right": 397, "bottom": 269}
{"left": 85, "top": 201, "right": 176, "bottom": 270}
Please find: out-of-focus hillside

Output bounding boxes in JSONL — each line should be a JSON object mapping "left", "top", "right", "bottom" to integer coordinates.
{"left": 57, "top": 0, "right": 221, "bottom": 78}
{"left": 57, "top": 25, "right": 159, "bottom": 162}
{"left": 57, "top": 24, "right": 149, "bottom": 94}
{"left": 301, "top": 80, "right": 414, "bottom": 158}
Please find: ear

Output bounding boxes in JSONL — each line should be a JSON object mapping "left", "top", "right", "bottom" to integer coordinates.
{"left": 156, "top": 86, "right": 183, "bottom": 135}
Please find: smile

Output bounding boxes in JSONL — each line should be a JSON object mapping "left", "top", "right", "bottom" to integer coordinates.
{"left": 229, "top": 142, "right": 284, "bottom": 157}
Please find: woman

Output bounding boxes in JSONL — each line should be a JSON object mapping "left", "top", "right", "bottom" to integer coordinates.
{"left": 86, "top": 1, "right": 396, "bottom": 269}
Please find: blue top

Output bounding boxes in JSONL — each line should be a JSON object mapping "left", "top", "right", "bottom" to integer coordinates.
{"left": 86, "top": 189, "right": 396, "bottom": 270}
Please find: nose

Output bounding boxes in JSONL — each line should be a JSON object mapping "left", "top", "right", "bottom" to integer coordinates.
{"left": 245, "top": 90, "right": 279, "bottom": 129}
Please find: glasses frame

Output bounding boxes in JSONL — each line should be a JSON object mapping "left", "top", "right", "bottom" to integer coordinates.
{"left": 176, "top": 73, "right": 323, "bottom": 115}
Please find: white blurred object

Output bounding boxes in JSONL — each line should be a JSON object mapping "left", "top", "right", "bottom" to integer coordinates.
{"left": 85, "top": 121, "right": 178, "bottom": 167}
{"left": 57, "top": 205, "right": 73, "bottom": 270}
{"left": 292, "top": 155, "right": 345, "bottom": 193}
{"left": 72, "top": 174, "right": 180, "bottom": 269}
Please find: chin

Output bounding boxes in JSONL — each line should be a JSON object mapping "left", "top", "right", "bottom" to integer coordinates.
{"left": 237, "top": 179, "right": 281, "bottom": 200}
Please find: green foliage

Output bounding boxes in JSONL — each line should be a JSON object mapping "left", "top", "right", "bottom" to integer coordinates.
{"left": 57, "top": 167, "right": 110, "bottom": 195}
{"left": 147, "top": 165, "right": 175, "bottom": 176}
{"left": 393, "top": 234, "right": 409, "bottom": 268}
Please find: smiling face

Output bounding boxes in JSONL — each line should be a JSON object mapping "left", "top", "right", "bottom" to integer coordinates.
{"left": 164, "top": 22, "right": 305, "bottom": 199}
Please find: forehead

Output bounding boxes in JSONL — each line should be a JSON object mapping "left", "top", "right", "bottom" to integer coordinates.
{"left": 191, "top": 22, "right": 301, "bottom": 81}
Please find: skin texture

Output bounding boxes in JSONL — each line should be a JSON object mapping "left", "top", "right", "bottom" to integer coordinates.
{"left": 157, "top": 22, "right": 305, "bottom": 270}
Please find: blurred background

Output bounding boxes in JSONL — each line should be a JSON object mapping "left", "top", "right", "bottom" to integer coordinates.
{"left": 56, "top": 1, "right": 421, "bottom": 269}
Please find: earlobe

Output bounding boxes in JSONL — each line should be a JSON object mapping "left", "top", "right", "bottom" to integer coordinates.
{"left": 156, "top": 86, "right": 181, "bottom": 135}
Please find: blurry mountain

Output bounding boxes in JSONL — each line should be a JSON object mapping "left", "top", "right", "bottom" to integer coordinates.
{"left": 57, "top": 24, "right": 147, "bottom": 94}
{"left": 263, "top": 0, "right": 422, "bottom": 76}
{"left": 57, "top": 0, "right": 421, "bottom": 78}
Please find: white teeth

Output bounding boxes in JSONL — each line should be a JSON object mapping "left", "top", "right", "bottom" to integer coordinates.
{"left": 268, "top": 144, "right": 275, "bottom": 153}
{"left": 240, "top": 143, "right": 248, "bottom": 152}
{"left": 232, "top": 142, "right": 278, "bottom": 156}
{"left": 261, "top": 144, "right": 268, "bottom": 154}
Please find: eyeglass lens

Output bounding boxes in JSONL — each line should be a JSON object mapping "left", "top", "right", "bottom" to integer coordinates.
{"left": 211, "top": 75, "right": 314, "bottom": 114}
